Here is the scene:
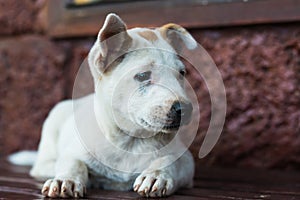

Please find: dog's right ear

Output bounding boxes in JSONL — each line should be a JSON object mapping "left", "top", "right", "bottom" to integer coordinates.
{"left": 159, "top": 23, "right": 197, "bottom": 53}
{"left": 91, "top": 13, "right": 132, "bottom": 73}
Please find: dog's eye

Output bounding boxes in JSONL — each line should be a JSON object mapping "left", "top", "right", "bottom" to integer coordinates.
{"left": 179, "top": 69, "right": 186, "bottom": 78}
{"left": 134, "top": 71, "right": 152, "bottom": 82}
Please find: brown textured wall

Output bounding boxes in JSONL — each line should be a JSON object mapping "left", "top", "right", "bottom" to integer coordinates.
{"left": 0, "top": 0, "right": 299, "bottom": 171}
{"left": 189, "top": 25, "right": 300, "bottom": 170}
{"left": 0, "top": 36, "right": 66, "bottom": 155}
{"left": 0, "top": 0, "right": 44, "bottom": 35}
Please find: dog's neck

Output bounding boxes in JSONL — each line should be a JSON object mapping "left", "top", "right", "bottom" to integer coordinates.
{"left": 114, "top": 128, "right": 176, "bottom": 151}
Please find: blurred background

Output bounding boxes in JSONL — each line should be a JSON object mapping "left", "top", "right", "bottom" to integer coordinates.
{"left": 0, "top": 0, "right": 299, "bottom": 171}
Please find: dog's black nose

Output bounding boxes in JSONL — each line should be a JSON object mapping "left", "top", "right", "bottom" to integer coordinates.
{"left": 168, "top": 101, "right": 193, "bottom": 125}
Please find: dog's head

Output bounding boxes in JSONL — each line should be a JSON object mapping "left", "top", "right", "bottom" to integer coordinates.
{"left": 88, "top": 13, "right": 197, "bottom": 137}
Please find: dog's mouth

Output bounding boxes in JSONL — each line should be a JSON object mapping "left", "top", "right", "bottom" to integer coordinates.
{"left": 162, "top": 124, "right": 180, "bottom": 130}
{"left": 139, "top": 118, "right": 180, "bottom": 132}
{"left": 140, "top": 119, "right": 159, "bottom": 130}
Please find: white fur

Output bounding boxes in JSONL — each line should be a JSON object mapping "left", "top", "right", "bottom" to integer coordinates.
{"left": 8, "top": 151, "right": 37, "bottom": 166}
{"left": 26, "top": 13, "right": 196, "bottom": 198}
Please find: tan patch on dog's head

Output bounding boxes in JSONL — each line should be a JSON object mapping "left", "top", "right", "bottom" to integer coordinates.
{"left": 138, "top": 30, "right": 158, "bottom": 42}
{"left": 158, "top": 23, "right": 197, "bottom": 52}
{"left": 159, "top": 23, "right": 188, "bottom": 39}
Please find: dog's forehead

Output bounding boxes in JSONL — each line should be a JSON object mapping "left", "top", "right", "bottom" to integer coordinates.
{"left": 127, "top": 28, "right": 174, "bottom": 51}
{"left": 137, "top": 29, "right": 158, "bottom": 42}
{"left": 122, "top": 28, "right": 183, "bottom": 69}
{"left": 119, "top": 51, "right": 184, "bottom": 76}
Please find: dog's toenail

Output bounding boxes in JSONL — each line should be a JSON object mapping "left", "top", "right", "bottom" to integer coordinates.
{"left": 42, "top": 187, "right": 48, "bottom": 194}
{"left": 144, "top": 187, "right": 148, "bottom": 193}
{"left": 151, "top": 187, "right": 157, "bottom": 192}
{"left": 133, "top": 184, "right": 139, "bottom": 191}
{"left": 162, "top": 188, "right": 166, "bottom": 196}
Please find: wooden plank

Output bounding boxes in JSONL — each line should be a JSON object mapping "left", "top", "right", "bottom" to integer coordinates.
{"left": 46, "top": 0, "right": 300, "bottom": 38}
{"left": 195, "top": 166, "right": 300, "bottom": 184}
{"left": 176, "top": 187, "right": 295, "bottom": 200}
{"left": 87, "top": 189, "right": 206, "bottom": 199}
{"left": 1, "top": 158, "right": 300, "bottom": 199}
{"left": 192, "top": 180, "right": 300, "bottom": 198}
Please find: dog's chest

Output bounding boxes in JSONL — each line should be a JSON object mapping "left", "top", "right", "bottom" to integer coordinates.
{"left": 85, "top": 148, "right": 154, "bottom": 179}
{"left": 84, "top": 142, "right": 162, "bottom": 184}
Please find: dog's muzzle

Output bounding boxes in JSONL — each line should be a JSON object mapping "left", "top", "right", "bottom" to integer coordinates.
{"left": 164, "top": 101, "right": 193, "bottom": 130}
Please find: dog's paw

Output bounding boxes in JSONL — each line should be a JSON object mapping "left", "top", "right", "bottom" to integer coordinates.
{"left": 41, "top": 178, "right": 86, "bottom": 198}
{"left": 133, "top": 171, "right": 176, "bottom": 197}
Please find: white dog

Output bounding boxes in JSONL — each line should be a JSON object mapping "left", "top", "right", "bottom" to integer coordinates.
{"left": 12, "top": 13, "right": 198, "bottom": 198}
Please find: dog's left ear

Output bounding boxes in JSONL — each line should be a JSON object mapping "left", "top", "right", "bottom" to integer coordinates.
{"left": 159, "top": 23, "right": 197, "bottom": 53}
{"left": 95, "top": 13, "right": 132, "bottom": 72}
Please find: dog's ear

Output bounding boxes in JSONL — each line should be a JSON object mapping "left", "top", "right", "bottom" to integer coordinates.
{"left": 159, "top": 23, "right": 197, "bottom": 53}
{"left": 96, "top": 13, "right": 132, "bottom": 72}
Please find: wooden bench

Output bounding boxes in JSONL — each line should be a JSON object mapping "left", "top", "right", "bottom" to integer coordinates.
{"left": 1, "top": 158, "right": 299, "bottom": 199}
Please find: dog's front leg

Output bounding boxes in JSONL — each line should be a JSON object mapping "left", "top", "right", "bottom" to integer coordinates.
{"left": 41, "top": 157, "right": 88, "bottom": 198}
{"left": 133, "top": 151, "right": 194, "bottom": 197}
